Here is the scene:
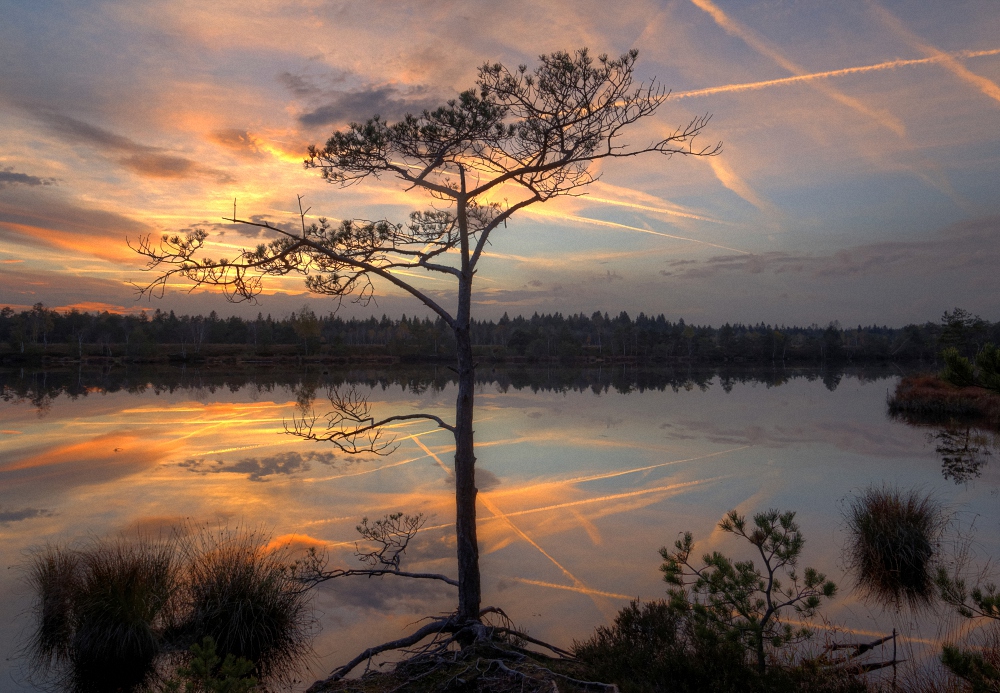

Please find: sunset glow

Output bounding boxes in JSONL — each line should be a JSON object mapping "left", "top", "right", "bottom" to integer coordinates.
{"left": 1, "top": 1, "right": 997, "bottom": 323}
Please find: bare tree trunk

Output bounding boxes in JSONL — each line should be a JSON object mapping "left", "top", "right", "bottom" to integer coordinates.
{"left": 454, "top": 182, "right": 481, "bottom": 624}
{"left": 454, "top": 319, "right": 481, "bottom": 622}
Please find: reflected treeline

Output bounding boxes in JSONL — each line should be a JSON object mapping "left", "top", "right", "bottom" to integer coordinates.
{"left": 1, "top": 363, "right": 902, "bottom": 413}
{"left": 889, "top": 383, "right": 1000, "bottom": 483}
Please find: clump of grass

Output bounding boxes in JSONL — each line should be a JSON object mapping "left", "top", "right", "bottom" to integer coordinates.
{"left": 73, "top": 538, "right": 178, "bottom": 691}
{"left": 844, "top": 486, "right": 947, "bottom": 611}
{"left": 28, "top": 537, "right": 179, "bottom": 692}
{"left": 178, "top": 528, "right": 312, "bottom": 684}
{"left": 25, "top": 528, "right": 311, "bottom": 692}
{"left": 27, "top": 545, "right": 79, "bottom": 668}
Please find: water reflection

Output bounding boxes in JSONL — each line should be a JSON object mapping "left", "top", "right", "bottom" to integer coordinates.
{"left": 887, "top": 394, "right": 999, "bottom": 484}
{"left": 930, "top": 426, "right": 995, "bottom": 483}
{"left": 2, "top": 363, "right": 899, "bottom": 413}
{"left": 1, "top": 364, "right": 996, "bottom": 691}
{"left": 179, "top": 450, "right": 343, "bottom": 482}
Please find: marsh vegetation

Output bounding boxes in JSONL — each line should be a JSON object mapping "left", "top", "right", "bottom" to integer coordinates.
{"left": 25, "top": 528, "right": 311, "bottom": 692}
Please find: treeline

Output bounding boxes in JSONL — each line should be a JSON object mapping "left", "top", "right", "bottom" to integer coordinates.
{"left": 2, "top": 303, "right": 996, "bottom": 365}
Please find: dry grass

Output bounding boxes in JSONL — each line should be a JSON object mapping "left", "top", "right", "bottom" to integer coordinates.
{"left": 888, "top": 374, "right": 1000, "bottom": 429}
{"left": 844, "top": 486, "right": 948, "bottom": 611}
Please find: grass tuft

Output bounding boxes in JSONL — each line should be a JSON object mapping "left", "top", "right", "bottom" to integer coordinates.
{"left": 25, "top": 527, "right": 311, "bottom": 692}
{"left": 28, "top": 537, "right": 179, "bottom": 692}
{"left": 178, "top": 527, "right": 312, "bottom": 684}
{"left": 843, "top": 486, "right": 947, "bottom": 611}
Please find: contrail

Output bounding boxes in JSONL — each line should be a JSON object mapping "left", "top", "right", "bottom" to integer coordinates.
{"left": 492, "top": 475, "right": 730, "bottom": 520}
{"left": 525, "top": 207, "right": 751, "bottom": 255}
{"left": 689, "top": 0, "right": 907, "bottom": 136}
{"left": 479, "top": 493, "right": 614, "bottom": 615}
{"left": 506, "top": 577, "right": 634, "bottom": 600}
{"left": 672, "top": 48, "right": 1000, "bottom": 100}
{"left": 583, "top": 195, "right": 727, "bottom": 224}
{"left": 868, "top": 3, "right": 1000, "bottom": 106}
{"left": 412, "top": 436, "right": 453, "bottom": 478}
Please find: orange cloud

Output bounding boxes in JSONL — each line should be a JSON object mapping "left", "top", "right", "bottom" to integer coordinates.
{"left": 1, "top": 432, "right": 177, "bottom": 488}
{"left": 264, "top": 533, "right": 329, "bottom": 554}
{"left": 0, "top": 217, "right": 139, "bottom": 263}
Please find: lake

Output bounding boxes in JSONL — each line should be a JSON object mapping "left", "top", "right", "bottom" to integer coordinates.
{"left": 1, "top": 364, "right": 997, "bottom": 690}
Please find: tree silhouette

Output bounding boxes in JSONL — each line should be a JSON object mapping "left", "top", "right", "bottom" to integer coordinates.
{"left": 132, "top": 47, "right": 718, "bottom": 648}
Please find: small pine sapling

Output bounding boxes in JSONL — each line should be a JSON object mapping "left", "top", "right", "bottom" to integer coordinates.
{"left": 660, "top": 509, "right": 837, "bottom": 673}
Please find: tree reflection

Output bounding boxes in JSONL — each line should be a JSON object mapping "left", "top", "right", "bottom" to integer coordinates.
{"left": 930, "top": 425, "right": 994, "bottom": 483}
{"left": 1, "top": 363, "right": 897, "bottom": 414}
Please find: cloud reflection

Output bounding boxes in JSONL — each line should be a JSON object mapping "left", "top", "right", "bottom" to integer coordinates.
{"left": 180, "top": 450, "right": 341, "bottom": 482}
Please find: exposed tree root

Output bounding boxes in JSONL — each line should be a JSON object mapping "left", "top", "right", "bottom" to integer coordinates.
{"left": 306, "top": 608, "right": 617, "bottom": 693}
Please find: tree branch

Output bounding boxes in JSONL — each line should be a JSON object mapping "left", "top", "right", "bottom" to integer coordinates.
{"left": 300, "top": 568, "right": 458, "bottom": 588}
{"left": 306, "top": 617, "right": 456, "bottom": 688}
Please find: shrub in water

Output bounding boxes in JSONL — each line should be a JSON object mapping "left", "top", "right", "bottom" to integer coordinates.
{"left": 843, "top": 485, "right": 946, "bottom": 610}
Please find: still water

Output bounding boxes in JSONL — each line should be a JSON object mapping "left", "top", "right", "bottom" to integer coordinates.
{"left": 1, "top": 365, "right": 997, "bottom": 689}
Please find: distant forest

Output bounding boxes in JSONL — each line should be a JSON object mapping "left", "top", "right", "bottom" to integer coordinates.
{"left": 1, "top": 304, "right": 996, "bottom": 365}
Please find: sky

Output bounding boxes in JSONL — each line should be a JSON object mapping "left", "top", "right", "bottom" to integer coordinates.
{"left": 1, "top": 0, "right": 998, "bottom": 327}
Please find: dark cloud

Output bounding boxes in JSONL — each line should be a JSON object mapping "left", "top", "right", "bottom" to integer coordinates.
{"left": 0, "top": 167, "right": 55, "bottom": 189}
{"left": 278, "top": 72, "right": 322, "bottom": 97}
{"left": 210, "top": 129, "right": 266, "bottom": 158}
{"left": 476, "top": 468, "right": 501, "bottom": 491}
{"left": 0, "top": 267, "right": 138, "bottom": 310}
{"left": 180, "top": 450, "right": 344, "bottom": 481}
{"left": 669, "top": 217, "right": 1000, "bottom": 281}
{"left": 38, "top": 113, "right": 231, "bottom": 182}
{"left": 42, "top": 113, "right": 139, "bottom": 151}
{"left": 298, "top": 86, "right": 438, "bottom": 128}
{"left": 119, "top": 152, "right": 198, "bottom": 178}
{"left": 0, "top": 507, "right": 53, "bottom": 524}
